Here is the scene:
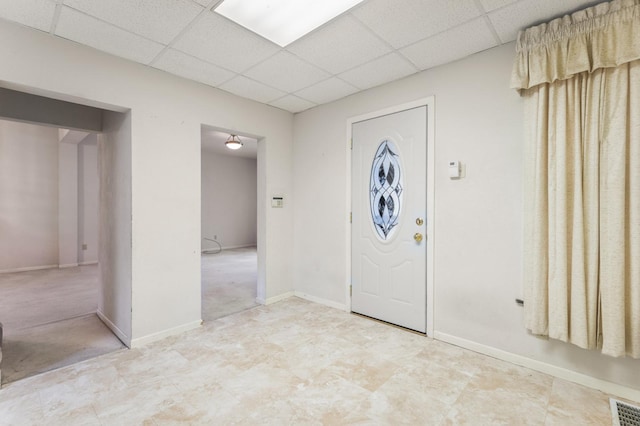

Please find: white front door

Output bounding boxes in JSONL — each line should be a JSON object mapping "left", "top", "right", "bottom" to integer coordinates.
{"left": 351, "top": 105, "right": 427, "bottom": 333}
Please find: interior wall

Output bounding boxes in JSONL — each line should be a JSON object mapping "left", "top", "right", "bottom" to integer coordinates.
{"left": 0, "top": 19, "right": 294, "bottom": 343}
{"left": 0, "top": 119, "right": 58, "bottom": 271}
{"left": 98, "top": 110, "right": 132, "bottom": 344}
{"left": 58, "top": 140, "right": 78, "bottom": 267}
{"left": 0, "top": 119, "right": 100, "bottom": 272}
{"left": 292, "top": 43, "right": 640, "bottom": 391}
{"left": 78, "top": 134, "right": 99, "bottom": 264}
{"left": 0, "top": 87, "right": 102, "bottom": 131}
{"left": 201, "top": 150, "right": 257, "bottom": 250}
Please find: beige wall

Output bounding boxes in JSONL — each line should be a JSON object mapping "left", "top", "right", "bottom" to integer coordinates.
{"left": 78, "top": 135, "right": 99, "bottom": 264}
{"left": 292, "top": 42, "right": 640, "bottom": 393}
{"left": 201, "top": 151, "right": 257, "bottom": 250}
{"left": 0, "top": 120, "right": 59, "bottom": 271}
{"left": 0, "top": 120, "right": 99, "bottom": 272}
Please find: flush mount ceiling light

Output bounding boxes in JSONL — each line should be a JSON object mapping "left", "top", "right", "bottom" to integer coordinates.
{"left": 214, "top": 0, "right": 365, "bottom": 47}
{"left": 225, "top": 134, "right": 243, "bottom": 150}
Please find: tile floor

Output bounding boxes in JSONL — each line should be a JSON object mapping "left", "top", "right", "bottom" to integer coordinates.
{"left": 0, "top": 297, "right": 620, "bottom": 425}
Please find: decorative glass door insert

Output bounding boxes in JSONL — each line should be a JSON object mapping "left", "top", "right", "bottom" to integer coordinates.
{"left": 369, "top": 139, "right": 403, "bottom": 240}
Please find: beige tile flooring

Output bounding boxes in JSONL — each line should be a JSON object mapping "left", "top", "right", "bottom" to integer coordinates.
{"left": 0, "top": 296, "right": 619, "bottom": 425}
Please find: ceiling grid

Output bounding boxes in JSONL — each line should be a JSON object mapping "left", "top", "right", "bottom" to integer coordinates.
{"left": 0, "top": 0, "right": 602, "bottom": 113}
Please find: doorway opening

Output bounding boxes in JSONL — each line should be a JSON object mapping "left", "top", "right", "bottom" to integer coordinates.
{"left": 200, "top": 125, "right": 259, "bottom": 321}
{"left": 0, "top": 87, "right": 132, "bottom": 385}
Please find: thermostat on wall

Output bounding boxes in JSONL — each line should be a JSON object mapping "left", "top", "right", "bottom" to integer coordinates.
{"left": 448, "top": 160, "right": 461, "bottom": 179}
{"left": 271, "top": 196, "right": 284, "bottom": 208}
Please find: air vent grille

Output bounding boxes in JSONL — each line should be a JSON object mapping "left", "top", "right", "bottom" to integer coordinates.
{"left": 611, "top": 398, "right": 640, "bottom": 426}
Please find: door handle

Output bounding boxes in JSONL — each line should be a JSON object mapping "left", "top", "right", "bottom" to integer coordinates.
{"left": 414, "top": 232, "right": 423, "bottom": 243}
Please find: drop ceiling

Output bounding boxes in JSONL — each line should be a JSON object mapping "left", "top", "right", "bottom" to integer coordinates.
{"left": 0, "top": 0, "right": 601, "bottom": 113}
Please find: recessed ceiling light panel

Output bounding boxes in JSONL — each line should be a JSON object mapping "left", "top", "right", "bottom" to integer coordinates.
{"left": 215, "top": 0, "right": 365, "bottom": 47}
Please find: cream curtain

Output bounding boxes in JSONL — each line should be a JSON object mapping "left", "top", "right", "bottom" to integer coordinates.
{"left": 512, "top": 0, "right": 640, "bottom": 358}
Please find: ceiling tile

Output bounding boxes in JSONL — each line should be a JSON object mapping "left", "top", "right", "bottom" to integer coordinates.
{"left": 478, "top": 0, "right": 518, "bottom": 13}
{"left": 339, "top": 52, "right": 417, "bottom": 90}
{"left": 295, "top": 78, "right": 359, "bottom": 104}
{"left": 352, "top": 0, "right": 482, "bottom": 49}
{"left": 287, "top": 15, "right": 391, "bottom": 75}
{"left": 152, "top": 49, "right": 235, "bottom": 87}
{"left": 244, "top": 51, "right": 330, "bottom": 93}
{"left": 173, "top": 12, "right": 280, "bottom": 73}
{"left": 55, "top": 7, "right": 165, "bottom": 64}
{"left": 219, "top": 75, "right": 286, "bottom": 104}
{"left": 269, "top": 95, "right": 316, "bottom": 114}
{"left": 488, "top": 0, "right": 586, "bottom": 43}
{"left": 0, "top": 0, "right": 57, "bottom": 32}
{"left": 63, "top": 0, "right": 203, "bottom": 45}
{"left": 400, "top": 18, "right": 498, "bottom": 71}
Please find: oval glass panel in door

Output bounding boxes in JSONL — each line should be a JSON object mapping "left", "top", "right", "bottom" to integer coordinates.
{"left": 370, "top": 139, "right": 403, "bottom": 240}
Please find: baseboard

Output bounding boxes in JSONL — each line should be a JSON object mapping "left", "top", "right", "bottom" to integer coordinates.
{"left": 294, "top": 291, "right": 347, "bottom": 311}
{"left": 0, "top": 264, "right": 58, "bottom": 274}
{"left": 201, "top": 244, "right": 257, "bottom": 253}
{"left": 223, "top": 244, "right": 257, "bottom": 250}
{"left": 0, "top": 262, "right": 97, "bottom": 273}
{"left": 97, "top": 310, "right": 131, "bottom": 348}
{"left": 433, "top": 331, "right": 640, "bottom": 403}
{"left": 256, "top": 291, "right": 295, "bottom": 306}
{"left": 129, "top": 320, "right": 202, "bottom": 348}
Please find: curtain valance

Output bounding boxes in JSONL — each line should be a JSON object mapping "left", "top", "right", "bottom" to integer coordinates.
{"left": 511, "top": 0, "right": 640, "bottom": 90}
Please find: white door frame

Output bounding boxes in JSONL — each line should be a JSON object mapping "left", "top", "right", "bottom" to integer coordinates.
{"left": 346, "top": 97, "right": 435, "bottom": 337}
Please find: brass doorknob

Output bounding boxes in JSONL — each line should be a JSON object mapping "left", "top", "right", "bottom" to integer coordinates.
{"left": 414, "top": 232, "right": 423, "bottom": 243}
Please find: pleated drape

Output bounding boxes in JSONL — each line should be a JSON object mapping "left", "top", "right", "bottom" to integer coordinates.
{"left": 515, "top": 0, "right": 640, "bottom": 358}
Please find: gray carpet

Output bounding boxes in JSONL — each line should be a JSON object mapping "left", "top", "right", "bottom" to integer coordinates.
{"left": 2, "top": 313, "right": 125, "bottom": 384}
{"left": 0, "top": 247, "right": 257, "bottom": 385}
{"left": 0, "top": 265, "right": 124, "bottom": 385}
{"left": 201, "top": 246, "right": 258, "bottom": 321}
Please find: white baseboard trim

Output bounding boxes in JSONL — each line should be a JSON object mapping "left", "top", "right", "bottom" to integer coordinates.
{"left": 294, "top": 291, "right": 347, "bottom": 311}
{"left": 130, "top": 320, "right": 202, "bottom": 348}
{"left": 223, "top": 244, "right": 257, "bottom": 250}
{"left": 257, "top": 291, "right": 295, "bottom": 306}
{"left": 97, "top": 310, "right": 131, "bottom": 348}
{"left": 58, "top": 263, "right": 79, "bottom": 269}
{"left": 434, "top": 331, "right": 640, "bottom": 402}
{"left": 201, "top": 244, "right": 257, "bottom": 253}
{"left": 79, "top": 261, "right": 98, "bottom": 266}
{"left": 0, "top": 264, "right": 58, "bottom": 274}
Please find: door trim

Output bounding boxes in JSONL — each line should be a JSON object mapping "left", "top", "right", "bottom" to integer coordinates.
{"left": 346, "top": 97, "right": 435, "bottom": 337}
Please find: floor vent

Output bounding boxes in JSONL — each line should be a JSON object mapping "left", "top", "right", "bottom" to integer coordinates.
{"left": 611, "top": 398, "right": 640, "bottom": 426}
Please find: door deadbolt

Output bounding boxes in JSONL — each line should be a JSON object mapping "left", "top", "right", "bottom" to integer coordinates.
{"left": 416, "top": 217, "right": 424, "bottom": 226}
